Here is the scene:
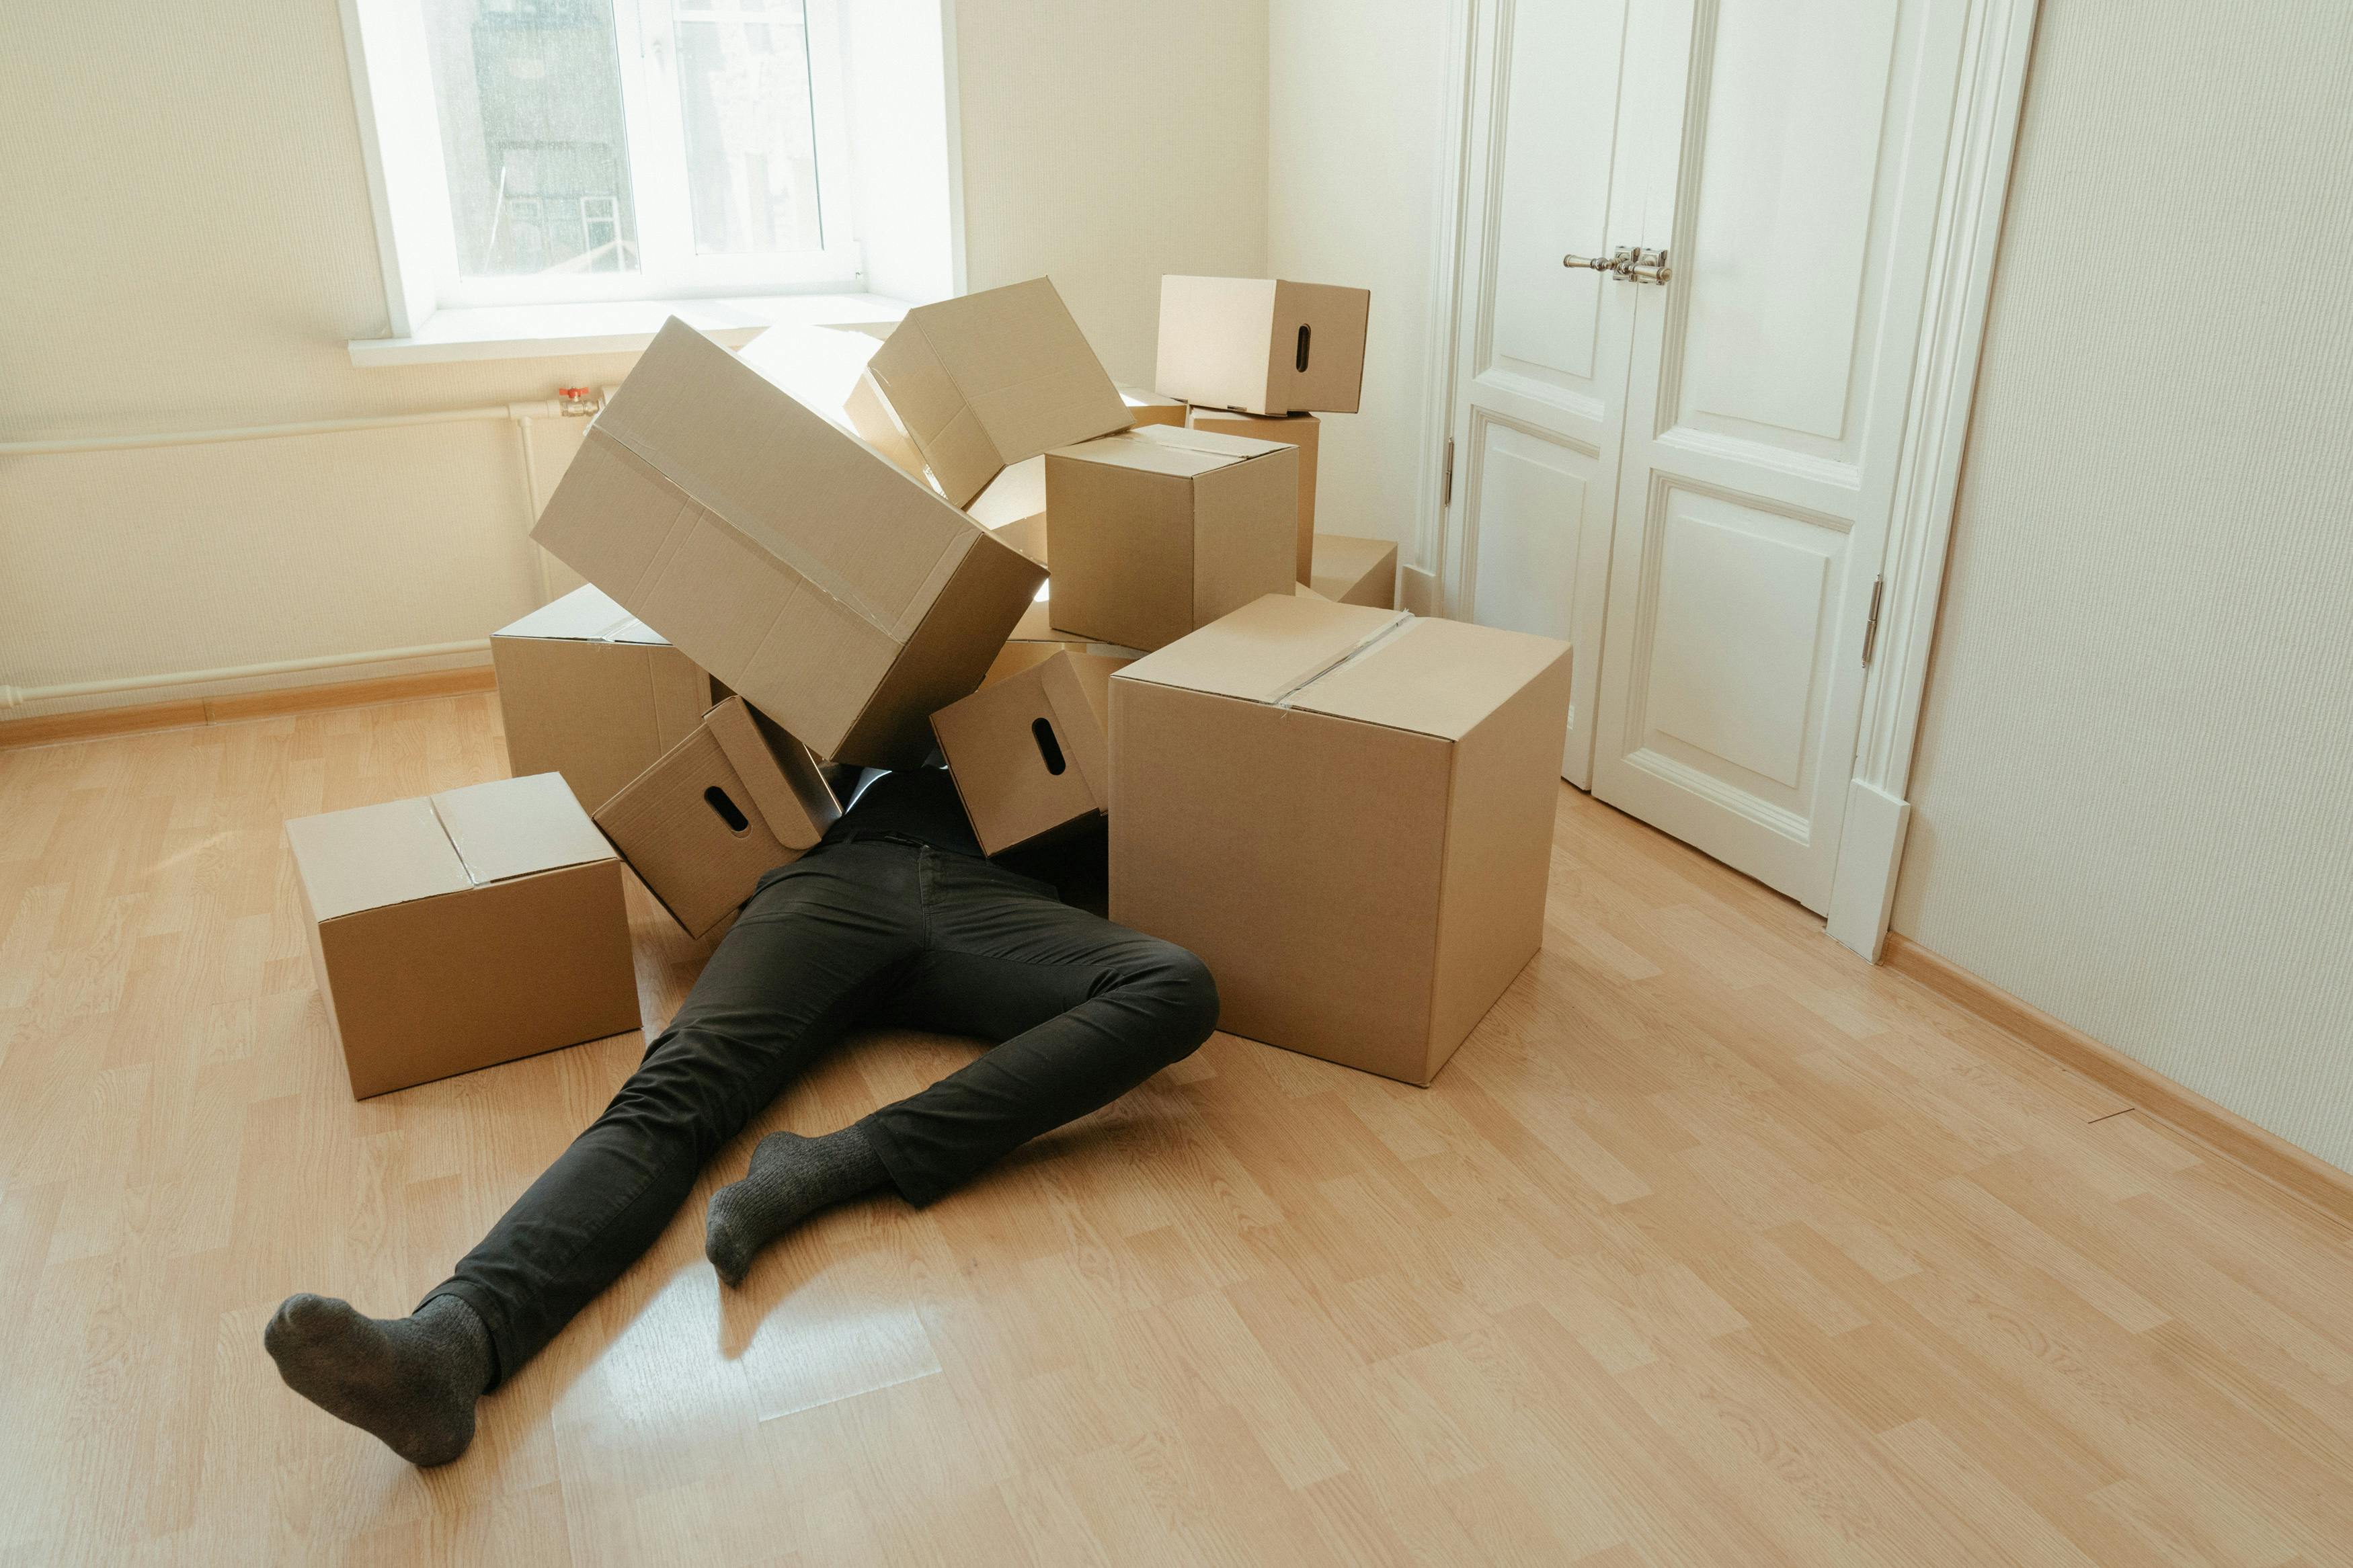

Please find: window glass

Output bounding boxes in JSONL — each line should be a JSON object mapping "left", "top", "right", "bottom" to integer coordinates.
{"left": 422, "top": 0, "right": 641, "bottom": 276}
{"left": 673, "top": 1, "right": 825, "bottom": 255}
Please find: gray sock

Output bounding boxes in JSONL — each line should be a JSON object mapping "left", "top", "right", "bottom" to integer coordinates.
{"left": 263, "top": 1291, "right": 492, "bottom": 1467}
{"left": 705, "top": 1122, "right": 889, "bottom": 1286}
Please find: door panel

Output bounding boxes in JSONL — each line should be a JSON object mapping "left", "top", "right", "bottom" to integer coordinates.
{"left": 1445, "top": 0, "right": 1639, "bottom": 788}
{"left": 1677, "top": 0, "right": 1901, "bottom": 450}
{"left": 1591, "top": 0, "right": 1968, "bottom": 911}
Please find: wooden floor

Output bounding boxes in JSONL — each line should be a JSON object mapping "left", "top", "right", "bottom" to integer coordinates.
{"left": 3, "top": 694, "right": 2351, "bottom": 1567}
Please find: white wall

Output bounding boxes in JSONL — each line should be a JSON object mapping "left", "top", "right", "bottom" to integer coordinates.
{"left": 953, "top": 0, "right": 1268, "bottom": 385}
{"left": 1, "top": 1, "right": 1269, "bottom": 714}
{"left": 1266, "top": 0, "right": 1455, "bottom": 576}
{"left": 1891, "top": 0, "right": 2353, "bottom": 1169}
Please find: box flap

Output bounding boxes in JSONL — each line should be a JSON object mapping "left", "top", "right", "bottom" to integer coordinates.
{"left": 493, "top": 584, "right": 645, "bottom": 644}
{"left": 705, "top": 697, "right": 840, "bottom": 850}
{"left": 1047, "top": 424, "right": 1287, "bottom": 481}
{"left": 286, "top": 797, "right": 471, "bottom": 923}
{"left": 869, "top": 279, "right": 1130, "bottom": 507}
{"left": 430, "top": 773, "right": 617, "bottom": 885}
{"left": 1289, "top": 616, "right": 1570, "bottom": 741}
{"left": 968, "top": 454, "right": 1045, "bottom": 532}
{"left": 586, "top": 319, "right": 974, "bottom": 643}
{"left": 1117, "top": 593, "right": 1407, "bottom": 705}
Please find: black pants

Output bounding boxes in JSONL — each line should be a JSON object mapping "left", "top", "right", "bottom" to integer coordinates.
{"left": 424, "top": 837, "right": 1218, "bottom": 1385}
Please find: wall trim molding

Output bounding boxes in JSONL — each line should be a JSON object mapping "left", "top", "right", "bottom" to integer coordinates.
{"left": 0, "top": 665, "right": 497, "bottom": 752}
{"left": 1882, "top": 933, "right": 2353, "bottom": 1233}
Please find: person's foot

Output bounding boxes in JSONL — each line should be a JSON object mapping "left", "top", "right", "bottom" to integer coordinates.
{"left": 263, "top": 1292, "right": 492, "bottom": 1467}
{"left": 705, "top": 1123, "right": 889, "bottom": 1287}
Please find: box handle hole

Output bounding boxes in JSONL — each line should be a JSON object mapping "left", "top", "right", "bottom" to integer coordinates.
{"left": 703, "top": 785, "right": 750, "bottom": 833}
{"left": 1295, "top": 324, "right": 1312, "bottom": 372}
{"left": 1031, "top": 718, "right": 1068, "bottom": 776}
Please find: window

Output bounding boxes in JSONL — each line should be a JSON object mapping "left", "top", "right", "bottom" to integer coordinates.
{"left": 348, "top": 0, "right": 871, "bottom": 324}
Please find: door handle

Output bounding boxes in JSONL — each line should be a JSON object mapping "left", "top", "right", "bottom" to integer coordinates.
{"left": 1561, "top": 247, "right": 1672, "bottom": 285}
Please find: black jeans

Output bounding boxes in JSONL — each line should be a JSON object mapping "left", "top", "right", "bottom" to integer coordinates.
{"left": 424, "top": 837, "right": 1218, "bottom": 1385}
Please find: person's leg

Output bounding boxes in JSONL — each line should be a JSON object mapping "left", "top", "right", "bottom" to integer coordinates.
{"left": 266, "top": 842, "right": 925, "bottom": 1463}
{"left": 706, "top": 849, "right": 1216, "bottom": 1281}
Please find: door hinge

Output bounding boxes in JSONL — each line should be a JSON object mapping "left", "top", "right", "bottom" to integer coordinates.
{"left": 1861, "top": 575, "right": 1886, "bottom": 665}
{"left": 1442, "top": 438, "right": 1455, "bottom": 506}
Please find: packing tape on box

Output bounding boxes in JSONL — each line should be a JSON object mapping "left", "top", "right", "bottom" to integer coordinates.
{"left": 1267, "top": 610, "right": 1417, "bottom": 710}
{"left": 588, "top": 421, "right": 936, "bottom": 645}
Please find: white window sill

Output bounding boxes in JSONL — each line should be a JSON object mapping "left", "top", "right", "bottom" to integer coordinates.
{"left": 346, "top": 293, "right": 912, "bottom": 368}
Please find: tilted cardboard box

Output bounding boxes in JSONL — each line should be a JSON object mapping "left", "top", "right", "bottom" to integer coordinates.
{"left": 1310, "top": 532, "right": 1399, "bottom": 609}
{"left": 1045, "top": 425, "right": 1299, "bottom": 652}
{"left": 1110, "top": 595, "right": 1572, "bottom": 1085}
{"left": 864, "top": 278, "right": 1132, "bottom": 508}
{"left": 967, "top": 455, "right": 1047, "bottom": 565}
{"left": 594, "top": 696, "right": 841, "bottom": 938}
{"left": 1187, "top": 408, "right": 1320, "bottom": 581}
{"left": 1155, "top": 276, "right": 1371, "bottom": 415}
{"left": 491, "top": 585, "right": 729, "bottom": 813}
{"left": 530, "top": 319, "right": 1045, "bottom": 769}
{"left": 286, "top": 774, "right": 640, "bottom": 1099}
{"left": 933, "top": 650, "right": 1133, "bottom": 856}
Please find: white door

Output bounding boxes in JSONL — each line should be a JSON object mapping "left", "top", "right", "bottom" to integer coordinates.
{"left": 1440, "top": 0, "right": 1646, "bottom": 788}
{"left": 1588, "top": 0, "right": 1969, "bottom": 911}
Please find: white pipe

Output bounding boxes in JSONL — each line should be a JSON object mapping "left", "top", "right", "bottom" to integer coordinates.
{"left": 0, "top": 401, "right": 577, "bottom": 458}
{"left": 1, "top": 640, "right": 491, "bottom": 710}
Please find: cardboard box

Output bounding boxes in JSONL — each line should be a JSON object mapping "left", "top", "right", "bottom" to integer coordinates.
{"left": 1310, "top": 532, "right": 1399, "bottom": 609}
{"left": 1044, "top": 425, "right": 1299, "bottom": 652}
{"left": 531, "top": 319, "right": 1045, "bottom": 769}
{"left": 1119, "top": 385, "right": 1189, "bottom": 427}
{"left": 864, "top": 278, "right": 1132, "bottom": 508}
{"left": 286, "top": 774, "right": 640, "bottom": 1099}
{"left": 842, "top": 368, "right": 929, "bottom": 485}
{"left": 1155, "top": 276, "right": 1371, "bottom": 415}
{"left": 968, "top": 454, "right": 1047, "bottom": 565}
{"left": 1187, "top": 409, "right": 1319, "bottom": 581}
{"left": 594, "top": 696, "right": 840, "bottom": 938}
{"left": 491, "top": 585, "right": 729, "bottom": 813}
{"left": 932, "top": 650, "right": 1132, "bottom": 856}
{"left": 1110, "top": 595, "right": 1572, "bottom": 1085}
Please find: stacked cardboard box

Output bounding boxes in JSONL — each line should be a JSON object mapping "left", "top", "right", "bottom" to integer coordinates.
{"left": 288, "top": 272, "right": 1570, "bottom": 1102}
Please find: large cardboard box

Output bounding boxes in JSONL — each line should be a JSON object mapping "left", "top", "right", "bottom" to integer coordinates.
{"left": 864, "top": 278, "right": 1131, "bottom": 508}
{"left": 932, "top": 650, "right": 1132, "bottom": 856}
{"left": 530, "top": 319, "right": 1045, "bottom": 769}
{"left": 1110, "top": 595, "right": 1572, "bottom": 1085}
{"left": 1044, "top": 425, "right": 1298, "bottom": 652}
{"left": 286, "top": 774, "right": 640, "bottom": 1099}
{"left": 1187, "top": 408, "right": 1319, "bottom": 581}
{"left": 1310, "top": 532, "right": 1399, "bottom": 609}
{"left": 1155, "top": 276, "right": 1371, "bottom": 415}
{"left": 594, "top": 696, "right": 840, "bottom": 938}
{"left": 491, "top": 585, "right": 729, "bottom": 813}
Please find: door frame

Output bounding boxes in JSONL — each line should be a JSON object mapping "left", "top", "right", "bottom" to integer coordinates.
{"left": 1421, "top": 0, "right": 2044, "bottom": 962}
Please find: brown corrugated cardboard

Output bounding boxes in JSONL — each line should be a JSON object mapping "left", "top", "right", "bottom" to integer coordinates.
{"left": 932, "top": 651, "right": 1132, "bottom": 856}
{"left": 864, "top": 278, "right": 1131, "bottom": 509}
{"left": 594, "top": 696, "right": 840, "bottom": 938}
{"left": 491, "top": 585, "right": 729, "bottom": 813}
{"left": 842, "top": 368, "right": 929, "bottom": 485}
{"left": 530, "top": 319, "right": 1045, "bottom": 768}
{"left": 1109, "top": 594, "right": 1572, "bottom": 1085}
{"left": 285, "top": 774, "right": 639, "bottom": 1099}
{"left": 1044, "top": 425, "right": 1299, "bottom": 652}
{"left": 968, "top": 455, "right": 1047, "bottom": 565}
{"left": 1310, "top": 532, "right": 1399, "bottom": 609}
{"left": 1119, "top": 386, "right": 1189, "bottom": 427}
{"left": 1154, "top": 276, "right": 1371, "bottom": 415}
{"left": 1187, "top": 409, "right": 1320, "bottom": 580}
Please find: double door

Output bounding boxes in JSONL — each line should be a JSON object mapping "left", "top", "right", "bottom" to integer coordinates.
{"left": 1445, "top": 0, "right": 1968, "bottom": 913}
